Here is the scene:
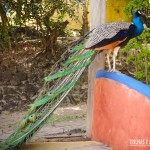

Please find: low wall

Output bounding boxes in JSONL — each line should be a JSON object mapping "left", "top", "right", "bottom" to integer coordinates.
{"left": 92, "top": 70, "right": 150, "bottom": 150}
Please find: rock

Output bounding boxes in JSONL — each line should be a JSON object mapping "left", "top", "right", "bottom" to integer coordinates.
{"left": 18, "top": 86, "right": 26, "bottom": 94}
{"left": 1, "top": 71, "right": 12, "bottom": 83}
{"left": 15, "top": 72, "right": 28, "bottom": 81}
{"left": 20, "top": 95, "right": 27, "bottom": 101}
{"left": 69, "top": 128, "right": 83, "bottom": 134}
{"left": 1, "top": 110, "right": 9, "bottom": 115}
{"left": 1, "top": 100, "right": 5, "bottom": 105}
{"left": 2, "top": 95, "right": 19, "bottom": 111}
{"left": 25, "top": 84, "right": 38, "bottom": 97}
{"left": 3, "top": 87, "right": 17, "bottom": 95}
{"left": 3, "top": 95, "right": 16, "bottom": 102}
{"left": 0, "top": 72, "right": 2, "bottom": 81}
{"left": 0, "top": 93, "right": 3, "bottom": 99}
{"left": 0, "top": 106, "right": 2, "bottom": 114}
{"left": 10, "top": 77, "right": 21, "bottom": 86}
{"left": 0, "top": 88, "right": 3, "bottom": 99}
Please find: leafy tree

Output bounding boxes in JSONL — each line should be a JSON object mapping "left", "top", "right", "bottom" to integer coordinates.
{"left": 121, "top": 0, "right": 150, "bottom": 84}
{"left": 124, "top": 0, "right": 149, "bottom": 16}
{"left": 0, "top": 0, "right": 79, "bottom": 56}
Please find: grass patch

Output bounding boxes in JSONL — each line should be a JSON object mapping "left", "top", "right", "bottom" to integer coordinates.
{"left": 48, "top": 113, "right": 86, "bottom": 123}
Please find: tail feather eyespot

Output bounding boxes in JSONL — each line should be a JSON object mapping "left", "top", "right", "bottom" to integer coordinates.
{"left": 69, "top": 55, "right": 72, "bottom": 59}
{"left": 69, "top": 48, "right": 73, "bottom": 51}
{"left": 59, "top": 68, "right": 64, "bottom": 72}
{"left": 49, "top": 91, "right": 53, "bottom": 95}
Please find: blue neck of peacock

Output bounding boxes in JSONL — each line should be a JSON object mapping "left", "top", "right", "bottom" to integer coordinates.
{"left": 132, "top": 16, "right": 144, "bottom": 37}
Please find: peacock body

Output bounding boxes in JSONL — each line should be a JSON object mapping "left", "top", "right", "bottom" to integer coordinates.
{"left": 0, "top": 10, "right": 144, "bottom": 150}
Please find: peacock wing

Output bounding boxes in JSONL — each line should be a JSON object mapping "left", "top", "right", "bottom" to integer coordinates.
{"left": 85, "top": 21, "right": 131, "bottom": 49}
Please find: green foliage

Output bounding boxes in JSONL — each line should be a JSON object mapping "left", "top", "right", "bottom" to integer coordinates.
{"left": 124, "top": 0, "right": 149, "bottom": 17}
{"left": 0, "top": 0, "right": 79, "bottom": 51}
{"left": 122, "top": 28, "right": 150, "bottom": 84}
{"left": 121, "top": 0, "right": 150, "bottom": 84}
{"left": 6, "top": 0, "right": 78, "bottom": 25}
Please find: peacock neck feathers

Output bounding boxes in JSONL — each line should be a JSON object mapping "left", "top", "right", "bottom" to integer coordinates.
{"left": 130, "top": 13, "right": 144, "bottom": 38}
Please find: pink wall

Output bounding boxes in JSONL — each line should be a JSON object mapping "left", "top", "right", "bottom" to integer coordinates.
{"left": 92, "top": 78, "right": 150, "bottom": 150}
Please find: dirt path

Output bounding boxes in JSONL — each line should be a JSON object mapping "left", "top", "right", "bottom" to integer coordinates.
{"left": 0, "top": 104, "right": 87, "bottom": 142}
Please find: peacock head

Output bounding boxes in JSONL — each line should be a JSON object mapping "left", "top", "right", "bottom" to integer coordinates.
{"left": 134, "top": 10, "right": 145, "bottom": 18}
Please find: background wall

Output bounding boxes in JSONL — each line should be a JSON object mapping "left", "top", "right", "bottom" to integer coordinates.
{"left": 65, "top": 0, "right": 128, "bottom": 31}
{"left": 106, "top": 0, "right": 127, "bottom": 22}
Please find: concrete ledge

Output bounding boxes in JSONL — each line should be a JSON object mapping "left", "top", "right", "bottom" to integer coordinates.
{"left": 22, "top": 141, "right": 111, "bottom": 150}
{"left": 96, "top": 70, "right": 150, "bottom": 99}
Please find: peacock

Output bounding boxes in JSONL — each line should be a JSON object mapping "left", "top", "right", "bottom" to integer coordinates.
{"left": 86, "top": 10, "right": 144, "bottom": 72}
{"left": 0, "top": 10, "right": 145, "bottom": 150}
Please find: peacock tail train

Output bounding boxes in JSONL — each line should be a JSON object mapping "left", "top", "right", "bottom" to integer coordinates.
{"left": 0, "top": 31, "right": 98, "bottom": 150}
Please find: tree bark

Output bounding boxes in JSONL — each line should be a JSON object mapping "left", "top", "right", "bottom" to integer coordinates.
{"left": 16, "top": 0, "right": 22, "bottom": 21}
{"left": 81, "top": 0, "right": 89, "bottom": 35}
{"left": 0, "top": 0, "right": 9, "bottom": 28}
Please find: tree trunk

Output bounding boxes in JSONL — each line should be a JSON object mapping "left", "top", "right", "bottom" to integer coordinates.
{"left": 0, "top": 0, "right": 12, "bottom": 50}
{"left": 0, "top": 0, "right": 9, "bottom": 28}
{"left": 81, "top": 0, "right": 89, "bottom": 35}
{"left": 16, "top": 0, "right": 22, "bottom": 22}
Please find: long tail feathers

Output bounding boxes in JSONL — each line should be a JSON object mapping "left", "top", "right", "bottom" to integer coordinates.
{"left": 0, "top": 31, "right": 97, "bottom": 150}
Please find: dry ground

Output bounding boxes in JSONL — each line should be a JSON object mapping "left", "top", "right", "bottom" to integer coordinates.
{"left": 0, "top": 104, "right": 88, "bottom": 142}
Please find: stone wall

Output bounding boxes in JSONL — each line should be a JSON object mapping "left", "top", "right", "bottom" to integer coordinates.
{"left": 0, "top": 60, "right": 40, "bottom": 113}
{"left": 0, "top": 57, "right": 88, "bottom": 113}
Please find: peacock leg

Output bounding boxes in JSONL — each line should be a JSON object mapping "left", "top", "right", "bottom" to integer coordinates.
{"left": 107, "top": 49, "right": 113, "bottom": 71}
{"left": 111, "top": 46, "right": 120, "bottom": 72}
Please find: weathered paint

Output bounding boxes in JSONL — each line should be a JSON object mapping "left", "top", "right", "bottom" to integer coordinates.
{"left": 92, "top": 70, "right": 150, "bottom": 150}
{"left": 64, "top": 0, "right": 128, "bottom": 30}
{"left": 106, "top": 0, "right": 128, "bottom": 22}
